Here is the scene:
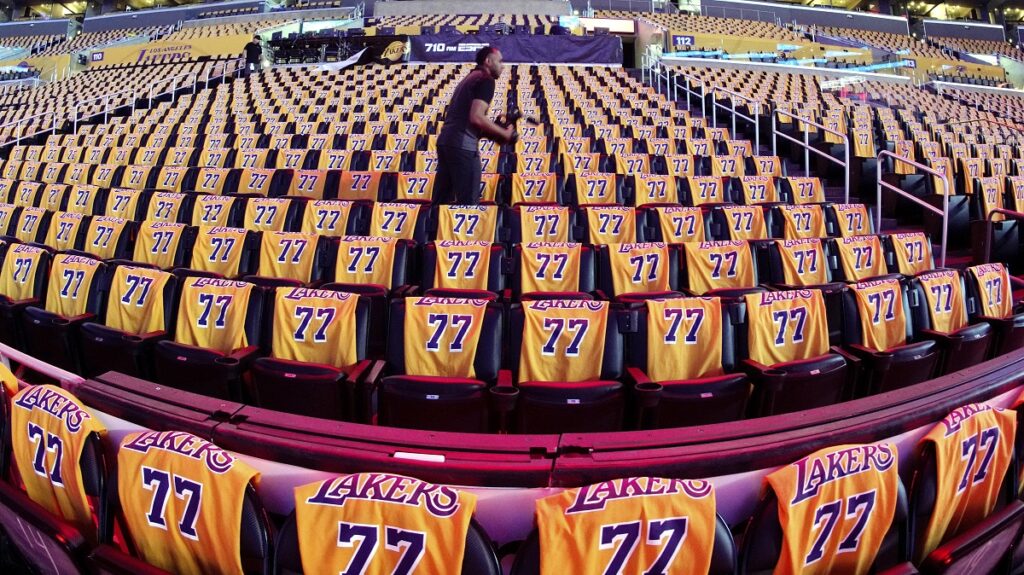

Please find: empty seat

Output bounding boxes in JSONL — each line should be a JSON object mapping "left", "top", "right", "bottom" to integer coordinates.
{"left": 185, "top": 226, "right": 257, "bottom": 278}
{"left": 22, "top": 254, "right": 106, "bottom": 372}
{"left": 740, "top": 442, "right": 909, "bottom": 573}
{"left": 596, "top": 242, "right": 681, "bottom": 301}
{"left": 513, "top": 477, "right": 735, "bottom": 574}
{"left": 373, "top": 297, "right": 503, "bottom": 431}
{"left": 626, "top": 296, "right": 749, "bottom": 428}
{"left": 152, "top": 275, "right": 264, "bottom": 399}
{"left": 248, "top": 231, "right": 326, "bottom": 286}
{"left": 433, "top": 205, "right": 501, "bottom": 242}
{"left": 79, "top": 265, "right": 177, "bottom": 378}
{"left": 908, "top": 269, "right": 992, "bottom": 374}
{"left": 507, "top": 299, "right": 625, "bottom": 433}
{"left": 276, "top": 473, "right": 500, "bottom": 574}
{"left": 508, "top": 205, "right": 573, "bottom": 243}
{"left": 887, "top": 232, "right": 934, "bottom": 277}
{"left": 0, "top": 243, "right": 52, "bottom": 347}
{"left": 841, "top": 278, "right": 940, "bottom": 395}
{"left": 738, "top": 289, "right": 851, "bottom": 415}
{"left": 107, "top": 430, "right": 271, "bottom": 574}
{"left": 833, "top": 235, "right": 890, "bottom": 282}
{"left": 910, "top": 404, "right": 1016, "bottom": 567}
{"left": 965, "top": 263, "right": 1024, "bottom": 357}
{"left": 128, "top": 221, "right": 192, "bottom": 270}
{"left": 249, "top": 287, "right": 371, "bottom": 420}
{"left": 513, "top": 242, "right": 596, "bottom": 300}
{"left": 421, "top": 241, "right": 505, "bottom": 299}
{"left": 681, "top": 240, "right": 764, "bottom": 299}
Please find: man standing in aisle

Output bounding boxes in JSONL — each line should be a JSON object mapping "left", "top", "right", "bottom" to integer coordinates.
{"left": 243, "top": 35, "right": 263, "bottom": 75}
{"left": 433, "top": 46, "right": 517, "bottom": 205}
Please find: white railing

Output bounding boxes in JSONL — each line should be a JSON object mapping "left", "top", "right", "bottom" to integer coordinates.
{"left": 0, "top": 110, "right": 59, "bottom": 147}
{"left": 147, "top": 70, "right": 199, "bottom": 107}
{"left": 0, "top": 342, "right": 83, "bottom": 390}
{"left": 876, "top": 150, "right": 951, "bottom": 267}
{"left": 773, "top": 109, "right": 850, "bottom": 203}
{"left": 712, "top": 86, "right": 763, "bottom": 151}
{"left": 71, "top": 86, "right": 138, "bottom": 133}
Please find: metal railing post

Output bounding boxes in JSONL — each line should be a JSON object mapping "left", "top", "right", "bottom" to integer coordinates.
{"left": 803, "top": 125, "right": 810, "bottom": 176}
{"left": 730, "top": 95, "right": 736, "bottom": 138}
{"left": 876, "top": 150, "right": 951, "bottom": 267}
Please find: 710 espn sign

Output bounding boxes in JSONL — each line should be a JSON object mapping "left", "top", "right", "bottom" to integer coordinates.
{"left": 423, "top": 42, "right": 489, "bottom": 53}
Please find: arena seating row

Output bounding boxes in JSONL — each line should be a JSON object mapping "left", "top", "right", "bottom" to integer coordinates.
{"left": 930, "top": 36, "right": 1024, "bottom": 62}
{"left": 0, "top": 33, "right": 65, "bottom": 54}
{"left": 597, "top": 10, "right": 804, "bottom": 42}
{"left": 3, "top": 377, "right": 1024, "bottom": 573}
{"left": 34, "top": 26, "right": 175, "bottom": 57}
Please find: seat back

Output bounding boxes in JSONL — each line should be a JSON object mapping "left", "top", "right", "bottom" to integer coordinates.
{"left": 110, "top": 430, "right": 271, "bottom": 575}
{"left": 0, "top": 243, "right": 51, "bottom": 304}
{"left": 741, "top": 446, "right": 910, "bottom": 573}
{"left": 832, "top": 235, "right": 888, "bottom": 282}
{"left": 421, "top": 241, "right": 505, "bottom": 295}
{"left": 507, "top": 205, "right": 574, "bottom": 244}
{"left": 681, "top": 240, "right": 758, "bottom": 295}
{"left": 261, "top": 285, "right": 369, "bottom": 366}
{"left": 274, "top": 512, "right": 499, "bottom": 575}
{"left": 131, "top": 222, "right": 192, "bottom": 270}
{"left": 766, "top": 238, "right": 833, "bottom": 286}
{"left": 597, "top": 243, "right": 679, "bottom": 299}
{"left": 0, "top": 480, "right": 90, "bottom": 575}
{"left": 100, "top": 265, "right": 178, "bottom": 335}
{"left": 513, "top": 242, "right": 595, "bottom": 298}
{"left": 172, "top": 275, "right": 264, "bottom": 353}
{"left": 841, "top": 277, "right": 915, "bottom": 351}
{"left": 330, "top": 236, "right": 410, "bottom": 292}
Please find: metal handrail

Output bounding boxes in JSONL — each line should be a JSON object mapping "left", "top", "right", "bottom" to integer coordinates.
{"left": 712, "top": 85, "right": 763, "bottom": 151}
{"left": 147, "top": 70, "right": 199, "bottom": 107}
{"left": 983, "top": 208, "right": 1024, "bottom": 264}
{"left": 72, "top": 86, "right": 138, "bottom": 133}
{"left": 0, "top": 342, "right": 83, "bottom": 388}
{"left": 876, "top": 150, "right": 951, "bottom": 267}
{"left": 773, "top": 108, "right": 850, "bottom": 203}
{"left": 0, "top": 110, "right": 59, "bottom": 146}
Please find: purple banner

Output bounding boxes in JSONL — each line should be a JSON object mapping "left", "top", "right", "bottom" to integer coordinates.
{"left": 410, "top": 32, "right": 622, "bottom": 65}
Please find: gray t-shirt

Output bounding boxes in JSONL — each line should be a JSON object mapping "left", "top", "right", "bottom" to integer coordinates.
{"left": 437, "top": 67, "right": 496, "bottom": 151}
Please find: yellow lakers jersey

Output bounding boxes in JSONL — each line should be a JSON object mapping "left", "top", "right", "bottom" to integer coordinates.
{"left": 512, "top": 173, "right": 559, "bottom": 204}
{"left": 833, "top": 204, "right": 871, "bottom": 238}
{"left": 295, "top": 473, "right": 476, "bottom": 575}
{"left": 967, "top": 263, "right": 1012, "bottom": 319}
{"left": 787, "top": 177, "right": 825, "bottom": 204}
{"left": 917, "top": 404, "right": 1015, "bottom": 560}
{"left": 395, "top": 172, "right": 435, "bottom": 202}
{"left": 655, "top": 206, "right": 704, "bottom": 243}
{"left": 239, "top": 168, "right": 276, "bottom": 196}
{"left": 403, "top": 297, "right": 488, "bottom": 378}
{"left": 134, "top": 222, "right": 186, "bottom": 270}
{"left": 271, "top": 288, "right": 358, "bottom": 368}
{"left": 45, "top": 254, "right": 100, "bottom": 317}
{"left": 193, "top": 194, "right": 236, "bottom": 228}
{"left": 0, "top": 244, "right": 45, "bottom": 301}
{"left": 688, "top": 176, "right": 726, "bottom": 206}
{"left": 575, "top": 172, "right": 618, "bottom": 205}
{"left": 11, "top": 385, "right": 106, "bottom": 541}
{"left": 777, "top": 238, "right": 828, "bottom": 286}
{"left": 335, "top": 236, "right": 397, "bottom": 288}
{"left": 15, "top": 207, "right": 45, "bottom": 243}
{"left": 740, "top": 176, "right": 777, "bottom": 205}
{"left": 664, "top": 155, "right": 695, "bottom": 178}
{"left": 175, "top": 277, "right": 253, "bottom": 352}
{"left": 301, "top": 200, "right": 354, "bottom": 237}
{"left": 118, "top": 430, "right": 260, "bottom": 575}
{"left": 890, "top": 232, "right": 931, "bottom": 276}
{"left": 146, "top": 192, "right": 185, "bottom": 223}
{"left": 46, "top": 211, "right": 85, "bottom": 253}
{"left": 722, "top": 206, "right": 767, "bottom": 241}
{"left": 586, "top": 206, "right": 636, "bottom": 244}
{"left": 744, "top": 289, "right": 829, "bottom": 365}
{"left": 436, "top": 205, "right": 498, "bottom": 242}
{"left": 606, "top": 242, "right": 670, "bottom": 296}
{"left": 535, "top": 477, "right": 717, "bottom": 575}
{"left": 105, "top": 188, "right": 142, "bottom": 220}
{"left": 977, "top": 177, "right": 1003, "bottom": 221}
{"left": 1010, "top": 177, "right": 1024, "bottom": 213}
{"left": 779, "top": 205, "right": 827, "bottom": 240}
{"left": 193, "top": 168, "right": 230, "bottom": 195}
{"left": 242, "top": 197, "right": 289, "bottom": 234}
{"left": 851, "top": 278, "right": 907, "bottom": 351}
{"left": 521, "top": 206, "right": 570, "bottom": 243}
{"left": 753, "top": 156, "right": 782, "bottom": 178}
{"left": 837, "top": 235, "right": 886, "bottom": 281}
{"left": 711, "top": 155, "right": 744, "bottom": 177}
{"left": 520, "top": 243, "right": 581, "bottom": 295}
{"left": 192, "top": 227, "right": 247, "bottom": 278}
{"left": 104, "top": 266, "right": 171, "bottom": 335}
{"left": 684, "top": 241, "right": 755, "bottom": 294}
{"left": 371, "top": 202, "right": 420, "bottom": 240}
{"left": 259, "top": 232, "right": 319, "bottom": 282}
{"left": 644, "top": 297, "right": 724, "bottom": 381}
{"left": 433, "top": 241, "right": 493, "bottom": 291}
{"left": 235, "top": 148, "right": 270, "bottom": 169}
{"left": 917, "top": 270, "right": 966, "bottom": 334}
{"left": 766, "top": 443, "right": 899, "bottom": 575}
{"left": 338, "top": 171, "right": 382, "bottom": 202}
{"left": 319, "top": 150, "right": 354, "bottom": 171}
{"left": 518, "top": 299, "right": 608, "bottom": 383}
{"left": 634, "top": 174, "right": 679, "bottom": 207}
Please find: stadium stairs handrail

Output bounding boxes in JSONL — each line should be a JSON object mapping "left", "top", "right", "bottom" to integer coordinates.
{"left": 774, "top": 107, "right": 850, "bottom": 202}
{"left": 876, "top": 149, "right": 950, "bottom": 266}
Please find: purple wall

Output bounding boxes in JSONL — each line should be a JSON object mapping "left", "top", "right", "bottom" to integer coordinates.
{"left": 0, "top": 18, "right": 70, "bottom": 38}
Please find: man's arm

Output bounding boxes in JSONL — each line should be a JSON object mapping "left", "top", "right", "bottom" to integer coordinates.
{"left": 469, "top": 99, "right": 515, "bottom": 144}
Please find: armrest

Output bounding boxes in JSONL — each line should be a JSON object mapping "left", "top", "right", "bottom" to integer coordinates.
{"left": 740, "top": 357, "right": 773, "bottom": 376}
{"left": 362, "top": 359, "right": 387, "bottom": 390}
{"left": 342, "top": 358, "right": 373, "bottom": 383}
{"left": 61, "top": 312, "right": 96, "bottom": 324}
{"left": 225, "top": 345, "right": 260, "bottom": 363}
{"left": 918, "top": 328, "right": 959, "bottom": 345}
{"left": 625, "top": 366, "right": 653, "bottom": 386}
{"left": 593, "top": 289, "right": 610, "bottom": 301}
{"left": 847, "top": 343, "right": 892, "bottom": 359}
{"left": 829, "top": 345, "right": 862, "bottom": 367}
{"left": 128, "top": 330, "right": 167, "bottom": 344}
{"left": 497, "top": 368, "right": 513, "bottom": 388}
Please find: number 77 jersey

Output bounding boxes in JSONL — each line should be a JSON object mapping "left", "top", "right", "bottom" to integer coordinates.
{"left": 916, "top": 404, "right": 1015, "bottom": 561}
{"left": 765, "top": 443, "right": 899, "bottom": 575}
{"left": 535, "top": 477, "right": 718, "bottom": 575}
{"left": 117, "top": 430, "right": 260, "bottom": 575}
{"left": 294, "top": 473, "right": 477, "bottom": 575}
